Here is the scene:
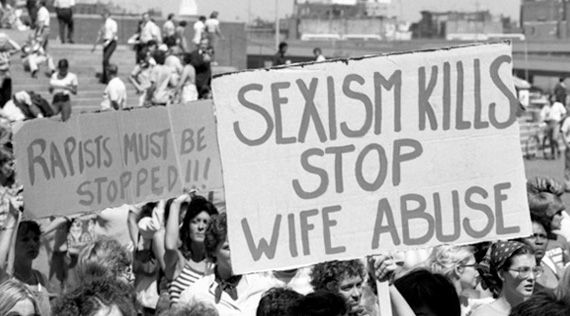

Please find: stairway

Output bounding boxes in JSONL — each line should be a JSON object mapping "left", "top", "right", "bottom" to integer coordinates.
{"left": 10, "top": 42, "right": 140, "bottom": 114}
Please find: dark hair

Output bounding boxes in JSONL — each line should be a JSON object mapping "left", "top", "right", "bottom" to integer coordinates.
{"left": 528, "top": 191, "right": 564, "bottom": 235}
{"left": 146, "top": 40, "right": 158, "bottom": 49}
{"left": 394, "top": 269, "right": 461, "bottom": 316}
{"left": 204, "top": 212, "right": 227, "bottom": 262}
{"left": 310, "top": 259, "right": 365, "bottom": 292}
{"left": 313, "top": 47, "right": 321, "bottom": 54}
{"left": 18, "top": 220, "right": 41, "bottom": 237}
{"left": 179, "top": 21, "right": 187, "bottom": 27}
{"left": 58, "top": 58, "right": 69, "bottom": 69}
{"left": 256, "top": 287, "right": 303, "bottom": 316}
{"left": 279, "top": 42, "right": 288, "bottom": 50}
{"left": 290, "top": 290, "right": 347, "bottom": 316}
{"left": 502, "top": 246, "right": 534, "bottom": 271}
{"left": 182, "top": 52, "right": 193, "bottom": 65}
{"left": 509, "top": 291, "right": 570, "bottom": 316}
{"left": 140, "top": 202, "right": 157, "bottom": 219}
{"left": 107, "top": 64, "right": 118, "bottom": 76}
{"left": 51, "top": 274, "right": 137, "bottom": 316}
{"left": 168, "top": 13, "right": 175, "bottom": 20}
{"left": 153, "top": 50, "right": 166, "bottom": 65}
{"left": 199, "top": 16, "right": 206, "bottom": 22}
{"left": 179, "top": 195, "right": 218, "bottom": 256}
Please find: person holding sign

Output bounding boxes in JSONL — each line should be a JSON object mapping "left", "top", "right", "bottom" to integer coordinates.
{"left": 177, "top": 212, "right": 275, "bottom": 315}
{"left": 473, "top": 241, "right": 539, "bottom": 316}
{"left": 164, "top": 194, "right": 218, "bottom": 304}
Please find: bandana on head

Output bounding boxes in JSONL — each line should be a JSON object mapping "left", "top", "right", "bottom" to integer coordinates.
{"left": 477, "top": 240, "right": 527, "bottom": 297}
{"left": 490, "top": 240, "right": 527, "bottom": 271}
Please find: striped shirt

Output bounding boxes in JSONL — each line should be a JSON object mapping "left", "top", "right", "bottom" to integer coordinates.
{"left": 168, "top": 262, "right": 205, "bottom": 304}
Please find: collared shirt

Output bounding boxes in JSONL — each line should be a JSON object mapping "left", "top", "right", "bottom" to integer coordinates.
{"left": 54, "top": 0, "right": 74, "bottom": 8}
{"left": 102, "top": 17, "right": 118, "bottom": 43}
{"left": 140, "top": 20, "right": 161, "bottom": 44}
{"left": 37, "top": 6, "right": 50, "bottom": 27}
{"left": 178, "top": 272, "right": 277, "bottom": 316}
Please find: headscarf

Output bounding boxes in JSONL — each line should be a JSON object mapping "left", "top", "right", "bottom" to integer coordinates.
{"left": 477, "top": 240, "right": 527, "bottom": 297}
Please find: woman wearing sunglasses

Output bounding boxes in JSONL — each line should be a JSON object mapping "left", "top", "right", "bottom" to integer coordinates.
{"left": 0, "top": 279, "right": 40, "bottom": 316}
{"left": 472, "top": 240, "right": 540, "bottom": 316}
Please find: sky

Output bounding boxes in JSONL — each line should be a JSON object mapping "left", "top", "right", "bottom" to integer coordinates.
{"left": 114, "top": 0, "right": 521, "bottom": 23}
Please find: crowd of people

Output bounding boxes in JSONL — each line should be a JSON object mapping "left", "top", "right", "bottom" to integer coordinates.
{"left": 0, "top": 3, "right": 219, "bottom": 124}
{"left": 0, "top": 170, "right": 570, "bottom": 316}
{"left": 0, "top": 3, "right": 569, "bottom": 316}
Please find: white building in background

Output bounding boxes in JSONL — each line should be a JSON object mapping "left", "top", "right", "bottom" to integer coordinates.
{"left": 179, "top": 0, "right": 198, "bottom": 16}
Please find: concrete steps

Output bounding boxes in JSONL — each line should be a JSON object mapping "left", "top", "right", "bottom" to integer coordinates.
{"left": 10, "top": 42, "right": 141, "bottom": 112}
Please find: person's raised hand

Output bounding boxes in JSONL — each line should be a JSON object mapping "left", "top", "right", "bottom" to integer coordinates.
{"left": 370, "top": 254, "right": 399, "bottom": 284}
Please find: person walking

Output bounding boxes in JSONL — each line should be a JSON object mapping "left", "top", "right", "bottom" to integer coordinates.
{"left": 35, "top": 1, "right": 50, "bottom": 50}
{"left": 0, "top": 33, "right": 20, "bottom": 107}
{"left": 92, "top": 10, "right": 118, "bottom": 84}
{"left": 204, "top": 11, "right": 223, "bottom": 49}
{"left": 54, "top": 0, "right": 74, "bottom": 44}
{"left": 26, "top": 0, "right": 38, "bottom": 27}
{"left": 192, "top": 16, "right": 206, "bottom": 47}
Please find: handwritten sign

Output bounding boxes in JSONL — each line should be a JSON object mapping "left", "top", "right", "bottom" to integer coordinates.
{"left": 212, "top": 42, "right": 531, "bottom": 274}
{"left": 14, "top": 101, "right": 224, "bottom": 218}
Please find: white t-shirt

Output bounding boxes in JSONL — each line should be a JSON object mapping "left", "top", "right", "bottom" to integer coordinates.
{"left": 204, "top": 18, "right": 219, "bottom": 33}
{"left": 193, "top": 20, "right": 205, "bottom": 44}
{"left": 102, "top": 17, "right": 118, "bottom": 44}
{"left": 0, "top": 99, "right": 25, "bottom": 121}
{"left": 542, "top": 101, "right": 567, "bottom": 122}
{"left": 140, "top": 21, "right": 161, "bottom": 44}
{"left": 50, "top": 72, "right": 78, "bottom": 96}
{"left": 101, "top": 77, "right": 127, "bottom": 110}
{"left": 37, "top": 6, "right": 50, "bottom": 27}
{"left": 163, "top": 20, "right": 176, "bottom": 37}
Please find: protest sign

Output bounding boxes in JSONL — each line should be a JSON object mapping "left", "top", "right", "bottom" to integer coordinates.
{"left": 212, "top": 42, "right": 532, "bottom": 274}
{"left": 14, "top": 101, "right": 223, "bottom": 218}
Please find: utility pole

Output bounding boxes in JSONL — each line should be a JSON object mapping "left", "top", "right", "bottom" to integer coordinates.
{"left": 275, "top": 0, "right": 280, "bottom": 50}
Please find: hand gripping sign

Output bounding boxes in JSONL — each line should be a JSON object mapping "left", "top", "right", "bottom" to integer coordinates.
{"left": 14, "top": 101, "right": 224, "bottom": 218}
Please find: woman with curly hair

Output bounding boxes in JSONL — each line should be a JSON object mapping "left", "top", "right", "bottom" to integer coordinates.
{"left": 164, "top": 193, "right": 218, "bottom": 304}
{"left": 77, "top": 237, "right": 133, "bottom": 283}
{"left": 0, "top": 279, "right": 40, "bottom": 316}
{"left": 52, "top": 274, "right": 137, "bottom": 316}
{"left": 178, "top": 212, "right": 275, "bottom": 315}
{"left": 310, "top": 259, "right": 367, "bottom": 316}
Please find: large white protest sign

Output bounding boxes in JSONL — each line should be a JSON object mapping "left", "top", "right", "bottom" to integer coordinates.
{"left": 14, "top": 101, "right": 224, "bottom": 218}
{"left": 212, "top": 42, "right": 531, "bottom": 274}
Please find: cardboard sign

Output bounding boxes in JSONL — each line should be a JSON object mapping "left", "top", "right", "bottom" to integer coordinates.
{"left": 212, "top": 42, "right": 532, "bottom": 274}
{"left": 14, "top": 101, "right": 223, "bottom": 218}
